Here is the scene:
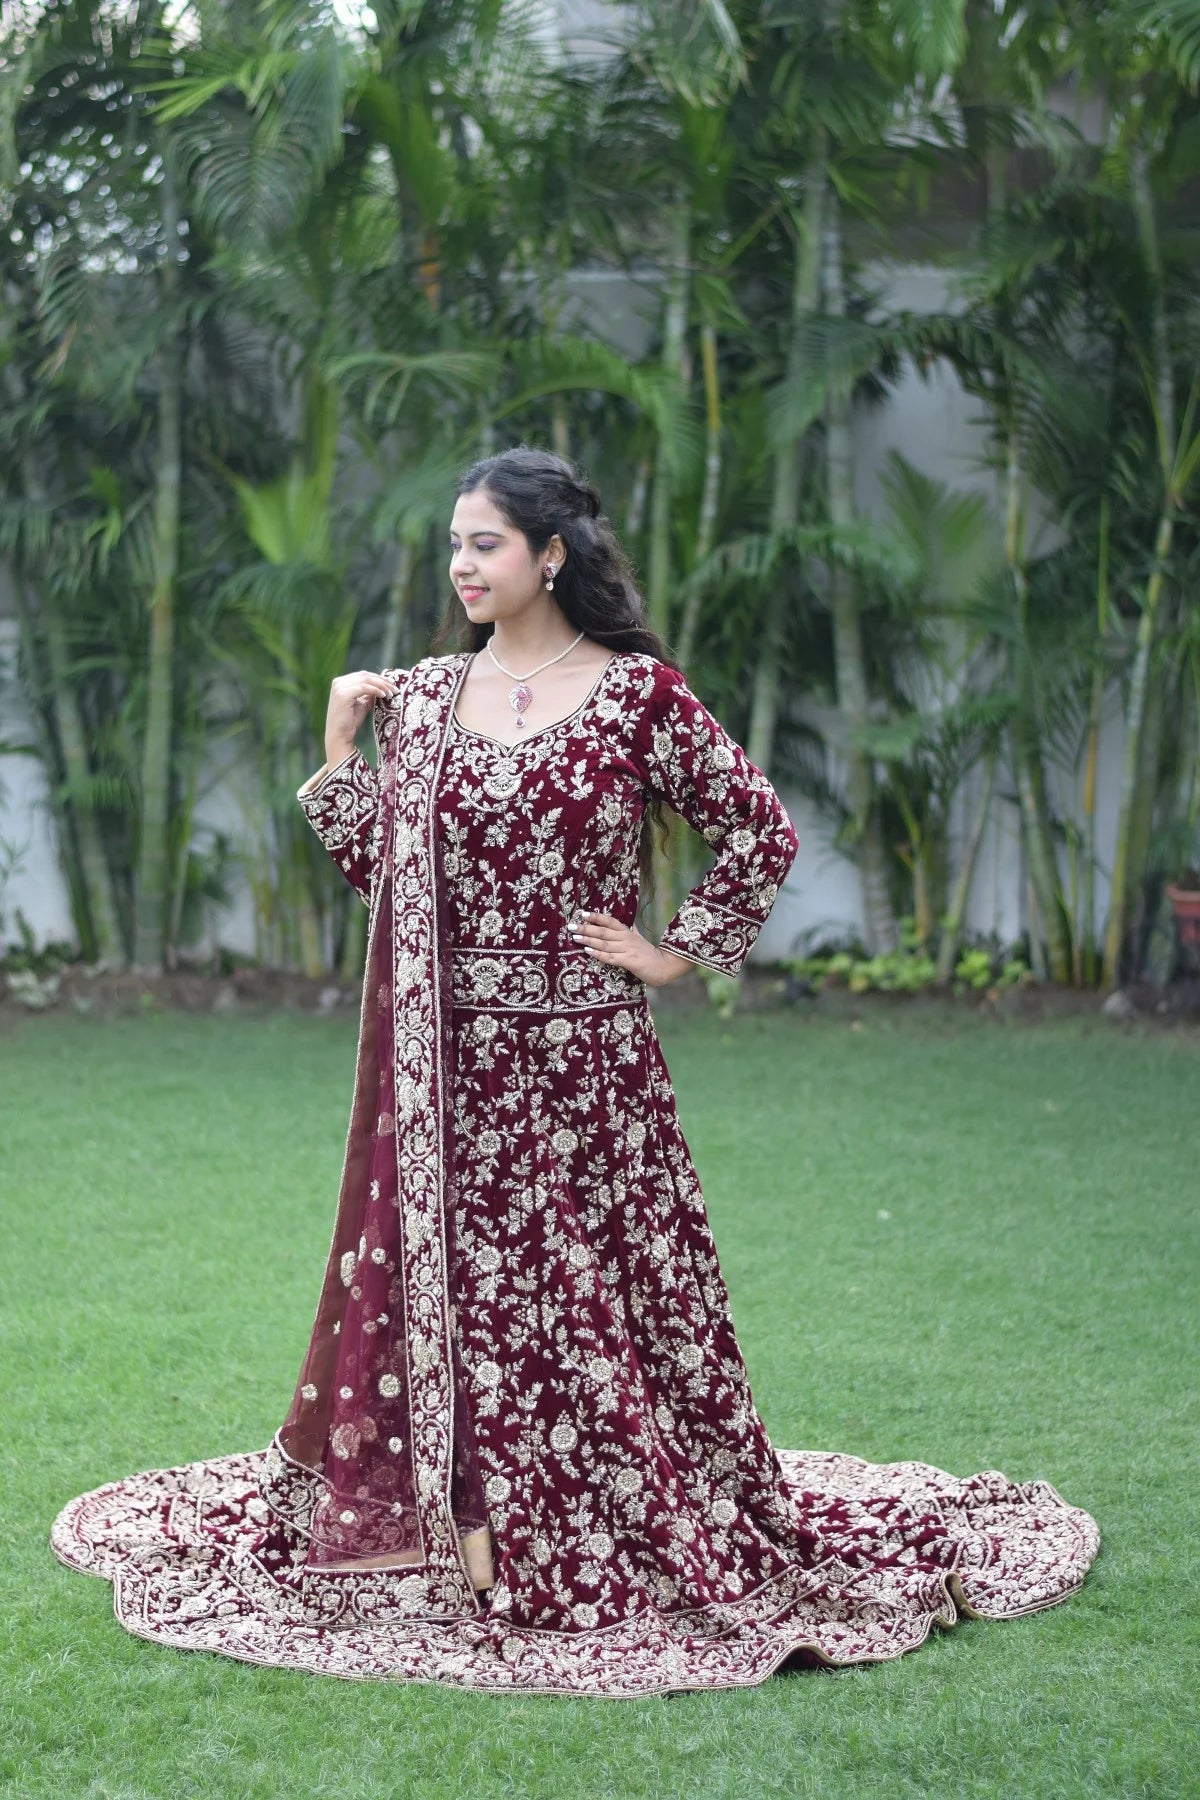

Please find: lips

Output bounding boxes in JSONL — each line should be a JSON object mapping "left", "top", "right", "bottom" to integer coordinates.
{"left": 460, "top": 586, "right": 488, "bottom": 604}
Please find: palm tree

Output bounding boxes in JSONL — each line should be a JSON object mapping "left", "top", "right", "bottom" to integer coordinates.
{"left": 1, "top": 0, "right": 198, "bottom": 969}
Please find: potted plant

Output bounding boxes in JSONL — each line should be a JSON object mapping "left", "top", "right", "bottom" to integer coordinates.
{"left": 1165, "top": 866, "right": 1200, "bottom": 949}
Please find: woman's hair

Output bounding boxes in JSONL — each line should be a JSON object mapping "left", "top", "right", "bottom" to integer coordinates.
{"left": 433, "top": 444, "right": 679, "bottom": 896}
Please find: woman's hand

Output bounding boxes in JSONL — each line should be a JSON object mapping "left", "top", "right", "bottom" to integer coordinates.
{"left": 567, "top": 911, "right": 695, "bottom": 987}
{"left": 324, "top": 669, "right": 404, "bottom": 762}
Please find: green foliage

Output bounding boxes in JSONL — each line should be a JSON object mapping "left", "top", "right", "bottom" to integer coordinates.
{"left": 2, "top": 0, "right": 1198, "bottom": 984}
{"left": 0, "top": 914, "right": 75, "bottom": 978}
{"left": 790, "top": 921, "right": 1031, "bottom": 996}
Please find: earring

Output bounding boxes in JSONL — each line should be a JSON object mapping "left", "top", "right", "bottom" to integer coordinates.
{"left": 545, "top": 564, "right": 556, "bottom": 590}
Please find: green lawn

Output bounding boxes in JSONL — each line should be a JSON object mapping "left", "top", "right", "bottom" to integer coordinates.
{"left": 1, "top": 1004, "right": 1195, "bottom": 1799}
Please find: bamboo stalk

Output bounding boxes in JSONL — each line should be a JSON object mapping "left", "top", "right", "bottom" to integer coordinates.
{"left": 1005, "top": 415, "right": 1071, "bottom": 981}
{"left": 132, "top": 137, "right": 183, "bottom": 972}
{"left": 380, "top": 540, "right": 415, "bottom": 675}
{"left": 1103, "top": 137, "right": 1181, "bottom": 986}
{"left": 1079, "top": 496, "right": 1109, "bottom": 985}
{"left": 13, "top": 536, "right": 126, "bottom": 964}
{"left": 646, "top": 201, "right": 691, "bottom": 642}
{"left": 677, "top": 321, "right": 722, "bottom": 672}
{"left": 551, "top": 396, "right": 570, "bottom": 460}
{"left": 748, "top": 165, "right": 823, "bottom": 775}
{"left": 823, "top": 183, "right": 896, "bottom": 953}
{"left": 1103, "top": 509, "right": 1174, "bottom": 984}
{"left": 936, "top": 751, "right": 997, "bottom": 982}
{"left": 645, "top": 202, "right": 693, "bottom": 945}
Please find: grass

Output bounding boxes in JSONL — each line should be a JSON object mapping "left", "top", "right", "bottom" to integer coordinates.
{"left": 0, "top": 1001, "right": 1196, "bottom": 1799}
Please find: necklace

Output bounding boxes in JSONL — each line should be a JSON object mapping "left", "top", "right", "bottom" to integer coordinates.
{"left": 484, "top": 630, "right": 587, "bottom": 732}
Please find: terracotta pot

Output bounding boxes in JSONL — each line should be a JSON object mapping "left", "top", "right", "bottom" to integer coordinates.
{"left": 1166, "top": 883, "right": 1200, "bottom": 948}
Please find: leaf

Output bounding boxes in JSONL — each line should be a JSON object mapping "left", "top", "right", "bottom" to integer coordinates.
{"left": 1124, "top": 0, "right": 1200, "bottom": 87}
{"left": 683, "top": 521, "right": 921, "bottom": 597}
{"left": 884, "top": 0, "right": 969, "bottom": 81}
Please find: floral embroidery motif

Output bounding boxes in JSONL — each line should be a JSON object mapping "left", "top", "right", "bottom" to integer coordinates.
{"left": 49, "top": 651, "right": 1099, "bottom": 1697}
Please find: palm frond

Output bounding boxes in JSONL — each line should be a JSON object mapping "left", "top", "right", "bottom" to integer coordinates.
{"left": 1125, "top": 0, "right": 1200, "bottom": 87}
{"left": 884, "top": 0, "right": 969, "bottom": 81}
{"left": 327, "top": 350, "right": 499, "bottom": 431}
{"left": 684, "top": 520, "right": 921, "bottom": 597}
{"left": 495, "top": 335, "right": 700, "bottom": 478}
{"left": 216, "top": 559, "right": 347, "bottom": 631}
{"left": 630, "top": 0, "right": 748, "bottom": 108}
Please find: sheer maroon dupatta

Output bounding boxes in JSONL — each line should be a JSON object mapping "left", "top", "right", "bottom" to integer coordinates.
{"left": 251, "top": 655, "right": 489, "bottom": 1625}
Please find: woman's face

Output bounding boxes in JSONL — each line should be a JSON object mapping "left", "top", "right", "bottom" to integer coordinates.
{"left": 449, "top": 489, "right": 558, "bottom": 624}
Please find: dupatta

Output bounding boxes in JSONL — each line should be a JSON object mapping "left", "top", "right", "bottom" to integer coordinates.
{"left": 253, "top": 654, "right": 488, "bottom": 1626}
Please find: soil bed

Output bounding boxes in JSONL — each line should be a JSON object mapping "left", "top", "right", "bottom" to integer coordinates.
{"left": 3, "top": 960, "right": 1198, "bottom": 1029}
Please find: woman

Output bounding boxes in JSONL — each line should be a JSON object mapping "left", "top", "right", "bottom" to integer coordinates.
{"left": 52, "top": 448, "right": 1099, "bottom": 1698}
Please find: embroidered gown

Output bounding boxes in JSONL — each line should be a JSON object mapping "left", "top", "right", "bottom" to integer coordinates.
{"left": 50, "top": 650, "right": 1100, "bottom": 1698}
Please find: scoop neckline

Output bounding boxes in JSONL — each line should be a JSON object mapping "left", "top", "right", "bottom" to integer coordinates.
{"left": 450, "top": 651, "right": 622, "bottom": 751}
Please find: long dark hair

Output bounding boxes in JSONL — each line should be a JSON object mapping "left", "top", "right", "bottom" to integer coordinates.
{"left": 432, "top": 444, "right": 679, "bottom": 896}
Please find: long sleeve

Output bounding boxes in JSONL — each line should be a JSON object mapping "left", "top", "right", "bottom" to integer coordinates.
{"left": 632, "top": 661, "right": 799, "bottom": 978}
{"left": 296, "top": 667, "right": 408, "bottom": 904}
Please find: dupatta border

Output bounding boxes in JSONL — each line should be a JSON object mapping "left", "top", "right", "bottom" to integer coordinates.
{"left": 260, "top": 654, "right": 481, "bottom": 1627}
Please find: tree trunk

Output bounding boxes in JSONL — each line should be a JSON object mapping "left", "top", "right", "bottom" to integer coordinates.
{"left": 624, "top": 456, "right": 651, "bottom": 542}
{"left": 937, "top": 751, "right": 997, "bottom": 982}
{"left": 1011, "top": 698, "right": 1070, "bottom": 981}
{"left": 1079, "top": 498, "right": 1109, "bottom": 986}
{"left": 1103, "top": 144, "right": 1178, "bottom": 987}
{"left": 551, "top": 396, "right": 570, "bottom": 460}
{"left": 677, "top": 322, "right": 722, "bottom": 672}
{"left": 644, "top": 203, "right": 693, "bottom": 944}
{"left": 380, "top": 540, "right": 415, "bottom": 674}
{"left": 747, "top": 166, "right": 824, "bottom": 774}
{"left": 6, "top": 487, "right": 126, "bottom": 964}
{"left": 669, "top": 321, "right": 725, "bottom": 932}
{"left": 822, "top": 184, "right": 895, "bottom": 952}
{"left": 132, "top": 139, "right": 183, "bottom": 972}
{"left": 1180, "top": 647, "right": 1200, "bottom": 836}
{"left": 1103, "top": 509, "right": 1175, "bottom": 985}
{"left": 646, "top": 202, "right": 690, "bottom": 641}
{"left": 285, "top": 621, "right": 330, "bottom": 979}
{"left": 165, "top": 724, "right": 200, "bottom": 968}
{"left": 1004, "top": 417, "right": 1072, "bottom": 982}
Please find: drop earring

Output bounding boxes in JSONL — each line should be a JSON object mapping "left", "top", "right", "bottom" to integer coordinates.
{"left": 544, "top": 564, "right": 556, "bottom": 591}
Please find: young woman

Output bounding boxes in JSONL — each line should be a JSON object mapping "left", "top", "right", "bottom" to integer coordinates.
{"left": 52, "top": 447, "right": 1099, "bottom": 1698}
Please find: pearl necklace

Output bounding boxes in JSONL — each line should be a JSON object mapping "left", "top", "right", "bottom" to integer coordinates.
{"left": 484, "top": 631, "right": 587, "bottom": 732}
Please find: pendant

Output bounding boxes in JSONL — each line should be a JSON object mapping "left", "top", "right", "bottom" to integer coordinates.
{"left": 508, "top": 682, "right": 533, "bottom": 730}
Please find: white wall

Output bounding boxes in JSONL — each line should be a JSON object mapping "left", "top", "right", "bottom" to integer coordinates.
{"left": 0, "top": 618, "right": 78, "bottom": 947}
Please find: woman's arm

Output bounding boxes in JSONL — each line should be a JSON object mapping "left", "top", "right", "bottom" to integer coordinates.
{"left": 632, "top": 662, "right": 799, "bottom": 977}
{"left": 296, "top": 666, "right": 409, "bottom": 904}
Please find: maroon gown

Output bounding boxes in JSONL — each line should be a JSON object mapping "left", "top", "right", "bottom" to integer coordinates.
{"left": 50, "top": 649, "right": 1100, "bottom": 1697}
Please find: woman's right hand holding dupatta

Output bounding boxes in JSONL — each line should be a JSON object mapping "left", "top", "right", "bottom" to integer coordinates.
{"left": 323, "top": 669, "right": 405, "bottom": 763}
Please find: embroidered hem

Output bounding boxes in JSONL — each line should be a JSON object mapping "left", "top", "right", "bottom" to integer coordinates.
{"left": 50, "top": 1446, "right": 1100, "bottom": 1700}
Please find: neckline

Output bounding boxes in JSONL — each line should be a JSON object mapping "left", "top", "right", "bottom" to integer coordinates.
{"left": 450, "top": 652, "right": 621, "bottom": 752}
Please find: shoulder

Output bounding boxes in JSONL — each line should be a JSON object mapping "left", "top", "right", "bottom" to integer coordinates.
{"left": 390, "top": 652, "right": 471, "bottom": 692}
{"left": 597, "top": 652, "right": 679, "bottom": 724}
{"left": 634, "top": 656, "right": 700, "bottom": 720}
{"left": 408, "top": 652, "right": 469, "bottom": 673}
{"left": 609, "top": 652, "right": 688, "bottom": 699}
